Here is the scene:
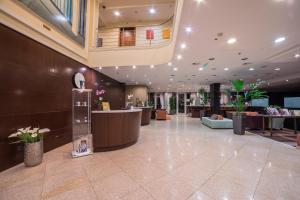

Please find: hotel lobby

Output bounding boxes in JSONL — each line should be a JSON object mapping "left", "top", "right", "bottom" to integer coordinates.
{"left": 1, "top": 0, "right": 300, "bottom": 199}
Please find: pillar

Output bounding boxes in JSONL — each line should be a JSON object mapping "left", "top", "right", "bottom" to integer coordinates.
{"left": 210, "top": 83, "right": 220, "bottom": 114}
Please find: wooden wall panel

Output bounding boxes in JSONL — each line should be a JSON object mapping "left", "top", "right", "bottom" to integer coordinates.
{"left": 0, "top": 24, "right": 125, "bottom": 172}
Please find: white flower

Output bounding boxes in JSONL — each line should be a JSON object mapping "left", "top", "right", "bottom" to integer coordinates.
{"left": 8, "top": 131, "right": 22, "bottom": 138}
{"left": 39, "top": 128, "right": 50, "bottom": 133}
{"left": 31, "top": 133, "right": 38, "bottom": 138}
{"left": 28, "top": 128, "right": 39, "bottom": 134}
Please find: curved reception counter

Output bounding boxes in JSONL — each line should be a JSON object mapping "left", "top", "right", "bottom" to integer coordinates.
{"left": 134, "top": 107, "right": 152, "bottom": 126}
{"left": 92, "top": 110, "right": 142, "bottom": 152}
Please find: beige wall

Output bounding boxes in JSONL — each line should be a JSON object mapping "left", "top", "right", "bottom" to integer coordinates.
{"left": 125, "top": 85, "right": 149, "bottom": 104}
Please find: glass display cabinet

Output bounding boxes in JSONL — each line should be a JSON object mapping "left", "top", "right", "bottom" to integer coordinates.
{"left": 72, "top": 88, "right": 93, "bottom": 157}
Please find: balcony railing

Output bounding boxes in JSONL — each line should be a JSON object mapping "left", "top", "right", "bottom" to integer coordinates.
{"left": 96, "top": 17, "right": 173, "bottom": 49}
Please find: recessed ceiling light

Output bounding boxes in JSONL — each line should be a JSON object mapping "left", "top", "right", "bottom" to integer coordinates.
{"left": 170, "top": 78, "right": 173, "bottom": 81}
{"left": 150, "top": 64, "right": 154, "bottom": 69}
{"left": 185, "top": 27, "right": 192, "bottom": 33}
{"left": 249, "top": 68, "right": 255, "bottom": 71}
{"left": 114, "top": 11, "right": 120, "bottom": 16}
{"left": 149, "top": 81, "right": 152, "bottom": 85}
{"left": 286, "top": 79, "right": 289, "bottom": 82}
{"left": 98, "top": 67, "right": 102, "bottom": 70}
{"left": 180, "top": 43, "right": 187, "bottom": 49}
{"left": 224, "top": 67, "right": 229, "bottom": 71}
{"left": 274, "top": 37, "right": 285, "bottom": 44}
{"left": 274, "top": 68, "right": 280, "bottom": 71}
{"left": 149, "top": 8, "right": 156, "bottom": 14}
{"left": 227, "top": 38, "right": 237, "bottom": 44}
{"left": 167, "top": 62, "right": 172, "bottom": 66}
{"left": 295, "top": 54, "right": 300, "bottom": 58}
{"left": 177, "top": 54, "right": 182, "bottom": 60}
{"left": 115, "top": 66, "right": 119, "bottom": 69}
{"left": 194, "top": 0, "right": 205, "bottom": 4}
{"left": 132, "top": 65, "right": 136, "bottom": 69}
{"left": 198, "top": 67, "right": 203, "bottom": 71}
{"left": 173, "top": 67, "right": 178, "bottom": 71}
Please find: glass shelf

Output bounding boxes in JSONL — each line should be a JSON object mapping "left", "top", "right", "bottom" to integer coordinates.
{"left": 72, "top": 88, "right": 93, "bottom": 158}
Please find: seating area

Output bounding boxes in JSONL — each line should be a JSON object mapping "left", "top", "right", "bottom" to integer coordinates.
{"left": 202, "top": 117, "right": 233, "bottom": 129}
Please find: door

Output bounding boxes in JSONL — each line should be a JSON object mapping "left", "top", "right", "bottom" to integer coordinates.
{"left": 120, "top": 27, "right": 136, "bottom": 46}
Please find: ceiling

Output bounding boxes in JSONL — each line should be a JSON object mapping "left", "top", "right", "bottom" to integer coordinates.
{"left": 98, "top": 0, "right": 300, "bottom": 92}
{"left": 98, "top": 0, "right": 175, "bottom": 27}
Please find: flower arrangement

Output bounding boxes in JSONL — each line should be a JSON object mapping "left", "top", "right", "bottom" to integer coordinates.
{"left": 95, "top": 89, "right": 106, "bottom": 108}
{"left": 8, "top": 127, "right": 50, "bottom": 143}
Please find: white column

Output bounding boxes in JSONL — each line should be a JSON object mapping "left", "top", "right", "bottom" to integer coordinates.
{"left": 176, "top": 92, "right": 179, "bottom": 114}
{"left": 72, "top": 0, "right": 80, "bottom": 35}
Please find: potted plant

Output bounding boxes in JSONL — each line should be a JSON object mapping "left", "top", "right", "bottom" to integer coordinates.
{"left": 8, "top": 127, "right": 50, "bottom": 167}
{"left": 198, "top": 88, "right": 209, "bottom": 118}
{"left": 231, "top": 80, "right": 267, "bottom": 135}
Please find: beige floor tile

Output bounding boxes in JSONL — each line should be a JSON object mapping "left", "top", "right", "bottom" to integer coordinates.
{"left": 200, "top": 174, "right": 255, "bottom": 200}
{"left": 187, "top": 191, "right": 214, "bottom": 200}
{"left": 143, "top": 175, "right": 196, "bottom": 200}
{"left": 92, "top": 172, "right": 139, "bottom": 200}
{"left": 120, "top": 188, "right": 154, "bottom": 200}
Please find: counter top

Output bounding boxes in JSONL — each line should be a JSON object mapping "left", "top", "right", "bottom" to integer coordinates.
{"left": 92, "top": 109, "right": 142, "bottom": 113}
{"left": 133, "top": 106, "right": 153, "bottom": 109}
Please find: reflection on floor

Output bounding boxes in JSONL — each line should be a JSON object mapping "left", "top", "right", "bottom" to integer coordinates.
{"left": 1, "top": 115, "right": 300, "bottom": 200}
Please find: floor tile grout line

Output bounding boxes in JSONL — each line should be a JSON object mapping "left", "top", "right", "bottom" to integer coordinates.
{"left": 184, "top": 141, "right": 248, "bottom": 200}
{"left": 252, "top": 141, "right": 274, "bottom": 199}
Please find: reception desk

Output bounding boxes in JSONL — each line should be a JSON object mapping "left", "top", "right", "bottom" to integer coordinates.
{"left": 134, "top": 107, "right": 152, "bottom": 126}
{"left": 92, "top": 110, "right": 142, "bottom": 151}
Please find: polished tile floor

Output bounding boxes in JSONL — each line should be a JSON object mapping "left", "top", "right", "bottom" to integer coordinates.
{"left": 1, "top": 115, "right": 300, "bottom": 200}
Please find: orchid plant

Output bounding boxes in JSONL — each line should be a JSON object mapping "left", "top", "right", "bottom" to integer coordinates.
{"left": 95, "top": 89, "right": 106, "bottom": 106}
{"left": 8, "top": 127, "right": 50, "bottom": 143}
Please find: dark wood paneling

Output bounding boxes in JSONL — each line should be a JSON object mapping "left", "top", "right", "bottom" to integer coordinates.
{"left": 92, "top": 111, "right": 141, "bottom": 152}
{"left": 0, "top": 24, "right": 125, "bottom": 172}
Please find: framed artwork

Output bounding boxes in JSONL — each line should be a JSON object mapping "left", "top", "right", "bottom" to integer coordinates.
{"left": 102, "top": 102, "right": 110, "bottom": 111}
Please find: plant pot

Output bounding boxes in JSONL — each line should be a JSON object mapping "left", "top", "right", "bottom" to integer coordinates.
{"left": 233, "top": 114, "right": 245, "bottom": 135}
{"left": 98, "top": 104, "right": 102, "bottom": 110}
{"left": 24, "top": 140, "right": 43, "bottom": 167}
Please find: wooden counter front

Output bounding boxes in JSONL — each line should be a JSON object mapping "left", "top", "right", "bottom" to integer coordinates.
{"left": 134, "top": 107, "right": 152, "bottom": 126}
{"left": 92, "top": 110, "right": 142, "bottom": 151}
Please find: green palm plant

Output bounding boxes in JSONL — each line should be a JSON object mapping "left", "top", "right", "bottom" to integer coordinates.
{"left": 231, "top": 79, "right": 245, "bottom": 114}
{"left": 231, "top": 80, "right": 268, "bottom": 114}
{"left": 198, "top": 88, "right": 209, "bottom": 106}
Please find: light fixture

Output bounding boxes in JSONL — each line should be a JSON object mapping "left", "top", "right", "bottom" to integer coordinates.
{"left": 286, "top": 79, "right": 289, "bottom": 82}
{"left": 227, "top": 38, "right": 237, "bottom": 44}
{"left": 114, "top": 11, "right": 120, "bottom": 16}
{"left": 177, "top": 54, "right": 182, "bottom": 60}
{"left": 150, "top": 64, "right": 154, "bottom": 69}
{"left": 132, "top": 65, "right": 136, "bottom": 69}
{"left": 180, "top": 43, "right": 187, "bottom": 49}
{"left": 56, "top": 15, "right": 67, "bottom": 22}
{"left": 224, "top": 67, "right": 229, "bottom": 71}
{"left": 170, "top": 78, "right": 173, "bottom": 81}
{"left": 115, "top": 66, "right": 119, "bottom": 69}
{"left": 98, "top": 67, "right": 102, "bottom": 70}
{"left": 198, "top": 67, "right": 203, "bottom": 71}
{"left": 149, "top": 8, "right": 156, "bottom": 14}
{"left": 274, "top": 68, "right": 280, "bottom": 71}
{"left": 274, "top": 37, "right": 285, "bottom": 44}
{"left": 295, "top": 54, "right": 300, "bottom": 58}
{"left": 136, "top": 82, "right": 138, "bottom": 85}
{"left": 149, "top": 81, "right": 152, "bottom": 85}
{"left": 173, "top": 67, "right": 178, "bottom": 71}
{"left": 167, "top": 62, "right": 172, "bottom": 66}
{"left": 80, "top": 67, "right": 86, "bottom": 72}
{"left": 249, "top": 68, "right": 255, "bottom": 71}
{"left": 185, "top": 27, "right": 192, "bottom": 33}
{"left": 194, "top": 0, "right": 205, "bottom": 3}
